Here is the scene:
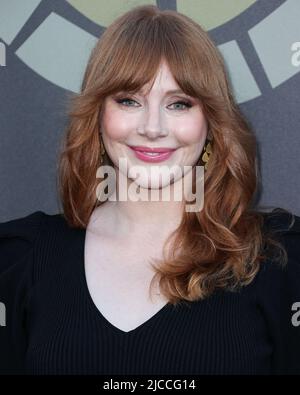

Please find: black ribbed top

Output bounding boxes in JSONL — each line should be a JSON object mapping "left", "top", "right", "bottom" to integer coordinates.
{"left": 0, "top": 209, "right": 300, "bottom": 375}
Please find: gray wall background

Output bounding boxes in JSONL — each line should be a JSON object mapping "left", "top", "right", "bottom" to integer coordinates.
{"left": 0, "top": 0, "right": 299, "bottom": 221}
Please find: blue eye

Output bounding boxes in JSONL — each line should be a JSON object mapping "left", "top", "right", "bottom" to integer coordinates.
{"left": 115, "top": 97, "right": 193, "bottom": 110}
{"left": 169, "top": 101, "right": 192, "bottom": 111}
{"left": 116, "top": 97, "right": 138, "bottom": 107}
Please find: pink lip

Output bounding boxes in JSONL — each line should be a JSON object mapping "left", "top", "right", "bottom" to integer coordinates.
{"left": 128, "top": 145, "right": 177, "bottom": 163}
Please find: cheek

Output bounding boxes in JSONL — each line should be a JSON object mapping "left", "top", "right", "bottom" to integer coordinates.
{"left": 101, "top": 107, "right": 132, "bottom": 140}
{"left": 173, "top": 113, "right": 207, "bottom": 144}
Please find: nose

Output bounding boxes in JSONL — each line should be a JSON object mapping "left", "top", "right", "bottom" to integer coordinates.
{"left": 137, "top": 105, "right": 169, "bottom": 139}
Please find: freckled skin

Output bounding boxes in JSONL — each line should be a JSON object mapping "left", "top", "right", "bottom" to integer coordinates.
{"left": 100, "top": 59, "right": 208, "bottom": 189}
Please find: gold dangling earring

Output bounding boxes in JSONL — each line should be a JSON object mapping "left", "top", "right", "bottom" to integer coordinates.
{"left": 99, "top": 133, "right": 106, "bottom": 165}
{"left": 201, "top": 138, "right": 212, "bottom": 171}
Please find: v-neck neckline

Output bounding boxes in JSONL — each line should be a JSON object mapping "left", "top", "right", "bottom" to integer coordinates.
{"left": 77, "top": 227, "right": 171, "bottom": 336}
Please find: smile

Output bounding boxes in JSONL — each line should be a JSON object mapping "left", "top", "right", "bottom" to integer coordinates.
{"left": 128, "top": 145, "right": 177, "bottom": 163}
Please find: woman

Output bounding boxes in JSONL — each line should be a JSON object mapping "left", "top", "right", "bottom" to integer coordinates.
{"left": 1, "top": 5, "right": 300, "bottom": 375}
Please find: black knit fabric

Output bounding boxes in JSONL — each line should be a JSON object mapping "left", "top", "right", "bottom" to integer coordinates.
{"left": 0, "top": 209, "right": 300, "bottom": 375}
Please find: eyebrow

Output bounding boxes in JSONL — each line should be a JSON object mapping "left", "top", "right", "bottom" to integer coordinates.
{"left": 138, "top": 88, "right": 187, "bottom": 96}
{"left": 164, "top": 89, "right": 185, "bottom": 95}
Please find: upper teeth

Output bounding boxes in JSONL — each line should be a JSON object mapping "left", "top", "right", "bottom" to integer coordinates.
{"left": 141, "top": 151, "right": 161, "bottom": 156}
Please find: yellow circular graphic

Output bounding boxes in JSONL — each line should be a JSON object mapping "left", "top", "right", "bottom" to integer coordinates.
{"left": 177, "top": 0, "right": 257, "bottom": 30}
{"left": 67, "top": 0, "right": 156, "bottom": 27}
{"left": 4, "top": 0, "right": 298, "bottom": 101}
{"left": 67, "top": 0, "right": 256, "bottom": 30}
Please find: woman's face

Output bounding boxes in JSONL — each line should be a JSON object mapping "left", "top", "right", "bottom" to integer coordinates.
{"left": 100, "top": 59, "right": 208, "bottom": 190}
